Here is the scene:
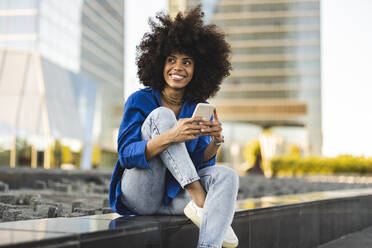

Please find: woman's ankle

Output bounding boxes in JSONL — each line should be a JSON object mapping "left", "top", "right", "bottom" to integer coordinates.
{"left": 193, "top": 198, "right": 205, "bottom": 208}
{"left": 185, "top": 181, "right": 206, "bottom": 208}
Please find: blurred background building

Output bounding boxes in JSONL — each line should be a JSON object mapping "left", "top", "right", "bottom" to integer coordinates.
{"left": 0, "top": 0, "right": 124, "bottom": 169}
{"left": 170, "top": 0, "right": 322, "bottom": 168}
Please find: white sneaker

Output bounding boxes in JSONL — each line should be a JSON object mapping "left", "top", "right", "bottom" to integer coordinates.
{"left": 222, "top": 226, "right": 239, "bottom": 248}
{"left": 184, "top": 201, "right": 239, "bottom": 248}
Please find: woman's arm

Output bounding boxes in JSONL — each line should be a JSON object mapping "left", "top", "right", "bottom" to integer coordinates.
{"left": 201, "top": 110, "right": 224, "bottom": 162}
{"left": 203, "top": 140, "right": 221, "bottom": 162}
{"left": 144, "top": 131, "right": 173, "bottom": 160}
{"left": 145, "top": 117, "right": 204, "bottom": 160}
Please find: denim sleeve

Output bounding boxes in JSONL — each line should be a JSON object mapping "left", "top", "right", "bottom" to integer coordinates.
{"left": 190, "top": 135, "right": 216, "bottom": 170}
{"left": 117, "top": 95, "right": 150, "bottom": 170}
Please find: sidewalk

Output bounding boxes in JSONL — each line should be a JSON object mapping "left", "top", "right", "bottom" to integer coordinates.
{"left": 318, "top": 225, "right": 372, "bottom": 248}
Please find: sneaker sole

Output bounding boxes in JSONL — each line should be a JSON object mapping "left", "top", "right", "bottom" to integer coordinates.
{"left": 222, "top": 240, "right": 239, "bottom": 248}
{"left": 184, "top": 204, "right": 238, "bottom": 248}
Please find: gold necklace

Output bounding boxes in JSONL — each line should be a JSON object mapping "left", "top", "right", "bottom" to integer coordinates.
{"left": 161, "top": 91, "right": 184, "bottom": 106}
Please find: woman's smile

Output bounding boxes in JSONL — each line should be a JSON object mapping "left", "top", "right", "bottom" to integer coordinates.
{"left": 169, "top": 73, "right": 186, "bottom": 81}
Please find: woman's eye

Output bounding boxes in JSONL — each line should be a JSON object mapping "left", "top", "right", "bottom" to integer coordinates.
{"left": 168, "top": 58, "right": 175, "bottom": 63}
{"left": 184, "top": 61, "right": 191, "bottom": 65}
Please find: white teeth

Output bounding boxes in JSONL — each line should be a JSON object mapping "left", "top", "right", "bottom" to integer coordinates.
{"left": 171, "top": 74, "right": 184, "bottom": 80}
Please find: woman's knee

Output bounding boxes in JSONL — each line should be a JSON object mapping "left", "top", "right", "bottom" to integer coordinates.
{"left": 151, "top": 107, "right": 175, "bottom": 120}
{"left": 142, "top": 107, "right": 176, "bottom": 138}
{"left": 214, "top": 165, "right": 240, "bottom": 191}
{"left": 149, "top": 107, "right": 177, "bottom": 130}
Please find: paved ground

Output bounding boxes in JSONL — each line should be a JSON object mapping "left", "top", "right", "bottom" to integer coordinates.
{"left": 318, "top": 225, "right": 372, "bottom": 248}
{"left": 237, "top": 174, "right": 372, "bottom": 199}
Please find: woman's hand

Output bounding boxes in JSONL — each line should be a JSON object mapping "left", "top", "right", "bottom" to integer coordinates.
{"left": 168, "top": 116, "right": 204, "bottom": 143}
{"left": 200, "top": 110, "right": 223, "bottom": 145}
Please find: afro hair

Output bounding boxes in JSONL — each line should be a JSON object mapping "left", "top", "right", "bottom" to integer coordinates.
{"left": 136, "top": 5, "right": 231, "bottom": 103}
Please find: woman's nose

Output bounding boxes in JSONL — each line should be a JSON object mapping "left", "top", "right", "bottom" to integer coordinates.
{"left": 172, "top": 64, "right": 183, "bottom": 71}
{"left": 174, "top": 60, "right": 184, "bottom": 69}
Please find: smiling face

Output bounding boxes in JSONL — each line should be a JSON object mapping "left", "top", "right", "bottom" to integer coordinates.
{"left": 163, "top": 52, "right": 194, "bottom": 91}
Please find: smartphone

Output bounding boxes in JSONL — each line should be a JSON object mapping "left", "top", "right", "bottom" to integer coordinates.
{"left": 192, "top": 103, "right": 216, "bottom": 121}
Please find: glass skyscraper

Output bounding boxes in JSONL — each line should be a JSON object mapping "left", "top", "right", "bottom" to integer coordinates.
{"left": 80, "top": 0, "right": 124, "bottom": 151}
{"left": 0, "top": 0, "right": 124, "bottom": 169}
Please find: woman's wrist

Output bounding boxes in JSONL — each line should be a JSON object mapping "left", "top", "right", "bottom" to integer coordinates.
{"left": 211, "top": 135, "right": 224, "bottom": 146}
{"left": 212, "top": 140, "right": 222, "bottom": 146}
{"left": 163, "top": 129, "right": 176, "bottom": 144}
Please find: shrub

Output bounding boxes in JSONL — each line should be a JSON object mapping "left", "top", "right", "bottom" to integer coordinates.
{"left": 16, "top": 138, "right": 31, "bottom": 166}
{"left": 270, "top": 155, "right": 372, "bottom": 177}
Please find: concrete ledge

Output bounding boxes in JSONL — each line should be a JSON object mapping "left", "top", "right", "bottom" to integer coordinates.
{"left": 233, "top": 191, "right": 372, "bottom": 248}
{"left": 0, "top": 188, "right": 372, "bottom": 248}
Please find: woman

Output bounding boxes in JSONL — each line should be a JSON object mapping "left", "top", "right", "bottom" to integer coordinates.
{"left": 109, "top": 6, "right": 239, "bottom": 248}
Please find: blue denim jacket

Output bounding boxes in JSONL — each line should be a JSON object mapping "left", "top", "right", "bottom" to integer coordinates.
{"left": 109, "top": 88, "right": 216, "bottom": 215}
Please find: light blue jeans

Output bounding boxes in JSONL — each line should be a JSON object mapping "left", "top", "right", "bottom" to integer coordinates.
{"left": 120, "top": 107, "right": 239, "bottom": 248}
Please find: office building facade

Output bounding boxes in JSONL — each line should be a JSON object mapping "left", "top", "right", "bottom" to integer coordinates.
{"left": 0, "top": 0, "right": 124, "bottom": 168}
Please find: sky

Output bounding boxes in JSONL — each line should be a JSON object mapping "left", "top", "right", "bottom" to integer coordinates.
{"left": 124, "top": 0, "right": 168, "bottom": 100}
{"left": 124, "top": 0, "right": 372, "bottom": 157}
{"left": 321, "top": 0, "right": 372, "bottom": 157}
